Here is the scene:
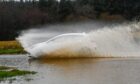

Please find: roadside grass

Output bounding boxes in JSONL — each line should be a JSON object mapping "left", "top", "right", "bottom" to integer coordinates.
{"left": 0, "top": 66, "right": 36, "bottom": 79}
{"left": 0, "top": 41, "right": 36, "bottom": 79}
{"left": 0, "top": 49, "right": 25, "bottom": 54}
{"left": 0, "top": 41, "right": 22, "bottom": 49}
{"left": 0, "top": 66, "right": 13, "bottom": 70}
{"left": 0, "top": 41, "right": 26, "bottom": 54}
{"left": 0, "top": 70, "right": 36, "bottom": 79}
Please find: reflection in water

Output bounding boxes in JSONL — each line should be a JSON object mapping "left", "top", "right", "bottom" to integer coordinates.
{"left": 1, "top": 55, "right": 140, "bottom": 84}
{"left": 30, "top": 58, "right": 97, "bottom": 73}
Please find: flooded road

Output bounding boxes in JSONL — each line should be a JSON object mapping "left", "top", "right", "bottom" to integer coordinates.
{"left": 0, "top": 55, "right": 140, "bottom": 84}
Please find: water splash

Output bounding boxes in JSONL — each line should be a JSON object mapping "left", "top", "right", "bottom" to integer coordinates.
{"left": 17, "top": 22, "right": 140, "bottom": 58}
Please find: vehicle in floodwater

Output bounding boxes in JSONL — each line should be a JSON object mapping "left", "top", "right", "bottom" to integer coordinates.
{"left": 28, "top": 32, "right": 87, "bottom": 58}
{"left": 45, "top": 32, "right": 86, "bottom": 43}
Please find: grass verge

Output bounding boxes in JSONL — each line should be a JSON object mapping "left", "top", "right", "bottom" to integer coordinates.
{"left": 0, "top": 49, "right": 25, "bottom": 54}
{"left": 0, "top": 41, "right": 25, "bottom": 54}
{"left": 0, "top": 66, "right": 36, "bottom": 79}
{"left": 0, "top": 70, "right": 36, "bottom": 78}
{"left": 0, "top": 66, "right": 12, "bottom": 70}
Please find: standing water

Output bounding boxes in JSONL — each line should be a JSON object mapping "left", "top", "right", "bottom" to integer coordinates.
{"left": 1, "top": 55, "right": 140, "bottom": 84}
{"left": 1, "top": 21, "right": 140, "bottom": 84}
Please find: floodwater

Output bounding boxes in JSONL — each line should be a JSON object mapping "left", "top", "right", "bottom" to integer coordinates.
{"left": 0, "top": 55, "right": 140, "bottom": 84}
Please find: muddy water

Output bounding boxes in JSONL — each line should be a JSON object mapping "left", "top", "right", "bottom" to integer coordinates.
{"left": 0, "top": 55, "right": 140, "bottom": 84}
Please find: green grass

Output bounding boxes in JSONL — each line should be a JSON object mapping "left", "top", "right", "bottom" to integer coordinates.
{"left": 0, "top": 70, "right": 36, "bottom": 78}
{"left": 0, "top": 66, "right": 36, "bottom": 79}
{"left": 0, "top": 49, "right": 25, "bottom": 54}
{"left": 0, "top": 41, "right": 22, "bottom": 49}
{"left": 0, "top": 41, "right": 26, "bottom": 54}
{"left": 0, "top": 66, "right": 12, "bottom": 70}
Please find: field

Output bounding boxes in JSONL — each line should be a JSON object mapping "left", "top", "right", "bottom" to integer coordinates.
{"left": 0, "top": 41, "right": 25, "bottom": 54}
{"left": 0, "top": 66, "right": 36, "bottom": 79}
{"left": 0, "top": 41, "right": 37, "bottom": 80}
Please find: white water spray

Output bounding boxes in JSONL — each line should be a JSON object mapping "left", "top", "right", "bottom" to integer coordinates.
{"left": 17, "top": 22, "right": 140, "bottom": 58}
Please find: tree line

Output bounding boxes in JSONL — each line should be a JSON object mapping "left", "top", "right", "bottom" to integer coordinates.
{"left": 0, "top": 0, "right": 140, "bottom": 40}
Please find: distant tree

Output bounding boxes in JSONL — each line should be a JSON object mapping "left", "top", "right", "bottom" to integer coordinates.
{"left": 0, "top": 0, "right": 140, "bottom": 40}
{"left": 38, "top": 0, "right": 47, "bottom": 11}
{"left": 74, "top": 0, "right": 95, "bottom": 18}
{"left": 58, "top": 0, "right": 74, "bottom": 21}
{"left": 39, "top": 0, "right": 57, "bottom": 11}
{"left": 20, "top": 0, "right": 23, "bottom": 3}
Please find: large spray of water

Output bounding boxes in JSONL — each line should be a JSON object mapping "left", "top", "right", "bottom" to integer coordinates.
{"left": 17, "top": 21, "right": 140, "bottom": 58}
